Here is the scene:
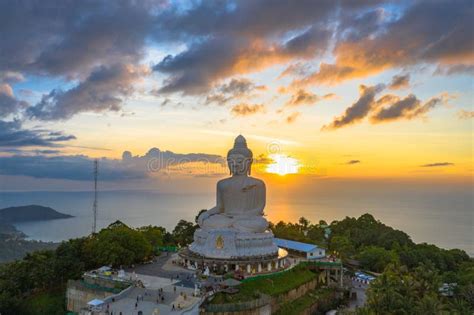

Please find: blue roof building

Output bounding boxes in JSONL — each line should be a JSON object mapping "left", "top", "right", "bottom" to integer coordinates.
{"left": 274, "top": 238, "right": 325, "bottom": 259}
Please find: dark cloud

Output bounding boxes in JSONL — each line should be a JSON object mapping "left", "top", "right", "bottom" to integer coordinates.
{"left": 322, "top": 84, "right": 385, "bottom": 130}
{"left": 154, "top": 0, "right": 338, "bottom": 40}
{"left": 0, "top": 71, "right": 24, "bottom": 83}
{"left": 346, "top": 160, "right": 361, "bottom": 165}
{"left": 285, "top": 89, "right": 336, "bottom": 107}
{"left": 0, "top": 0, "right": 471, "bottom": 119}
{"left": 0, "top": 1, "right": 154, "bottom": 77}
{"left": 0, "top": 147, "right": 224, "bottom": 180}
{"left": 435, "top": 64, "right": 474, "bottom": 75}
{"left": 0, "top": 119, "right": 75, "bottom": 147}
{"left": 371, "top": 94, "right": 448, "bottom": 123}
{"left": 152, "top": 0, "right": 343, "bottom": 94}
{"left": 388, "top": 74, "right": 410, "bottom": 90}
{"left": 27, "top": 64, "right": 149, "bottom": 120}
{"left": 339, "top": 8, "right": 388, "bottom": 41}
{"left": 154, "top": 36, "right": 305, "bottom": 94}
{"left": 206, "top": 78, "right": 266, "bottom": 105}
{"left": 231, "top": 103, "right": 266, "bottom": 116}
{"left": 286, "top": 112, "right": 301, "bottom": 124}
{"left": 323, "top": 77, "right": 449, "bottom": 129}
{"left": 295, "top": 0, "right": 474, "bottom": 86}
{"left": 420, "top": 162, "right": 454, "bottom": 167}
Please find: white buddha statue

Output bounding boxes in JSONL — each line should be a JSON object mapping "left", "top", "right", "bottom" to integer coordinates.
{"left": 197, "top": 135, "right": 269, "bottom": 233}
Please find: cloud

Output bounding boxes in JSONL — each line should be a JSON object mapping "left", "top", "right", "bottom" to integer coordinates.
{"left": 322, "top": 84, "right": 385, "bottom": 130}
{"left": 370, "top": 93, "right": 449, "bottom": 123}
{"left": 323, "top": 77, "right": 450, "bottom": 129}
{"left": 1, "top": 0, "right": 472, "bottom": 121}
{"left": 346, "top": 160, "right": 361, "bottom": 165}
{"left": 206, "top": 78, "right": 266, "bottom": 105}
{"left": 27, "top": 64, "right": 150, "bottom": 121}
{"left": 286, "top": 89, "right": 320, "bottom": 107}
{"left": 286, "top": 112, "right": 301, "bottom": 124}
{"left": 279, "top": 62, "right": 313, "bottom": 78}
{"left": 231, "top": 103, "right": 266, "bottom": 116}
{"left": 0, "top": 71, "right": 24, "bottom": 84}
{"left": 0, "top": 119, "right": 75, "bottom": 147}
{"left": 0, "top": 147, "right": 224, "bottom": 180}
{"left": 154, "top": 36, "right": 307, "bottom": 94}
{"left": 0, "top": 83, "right": 29, "bottom": 117}
{"left": 294, "top": 0, "right": 474, "bottom": 86}
{"left": 152, "top": 0, "right": 341, "bottom": 94}
{"left": 0, "top": 1, "right": 154, "bottom": 78}
{"left": 458, "top": 110, "right": 474, "bottom": 119}
{"left": 435, "top": 64, "right": 474, "bottom": 75}
{"left": 420, "top": 162, "right": 454, "bottom": 167}
{"left": 285, "top": 89, "right": 336, "bottom": 107}
{"left": 388, "top": 74, "right": 410, "bottom": 90}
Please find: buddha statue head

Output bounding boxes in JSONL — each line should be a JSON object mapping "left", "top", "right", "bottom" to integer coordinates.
{"left": 227, "top": 135, "right": 253, "bottom": 175}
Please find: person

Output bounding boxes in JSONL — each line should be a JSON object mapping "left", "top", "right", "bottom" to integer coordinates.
{"left": 135, "top": 302, "right": 138, "bottom": 309}
{"left": 172, "top": 304, "right": 175, "bottom": 311}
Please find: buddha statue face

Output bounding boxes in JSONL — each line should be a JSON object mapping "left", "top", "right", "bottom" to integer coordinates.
{"left": 227, "top": 135, "right": 253, "bottom": 176}
{"left": 228, "top": 153, "right": 252, "bottom": 176}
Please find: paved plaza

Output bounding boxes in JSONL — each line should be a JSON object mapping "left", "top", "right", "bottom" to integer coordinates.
{"left": 103, "top": 275, "right": 201, "bottom": 315}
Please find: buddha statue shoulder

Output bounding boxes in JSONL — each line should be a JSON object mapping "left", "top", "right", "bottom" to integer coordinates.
{"left": 197, "top": 135, "right": 269, "bottom": 233}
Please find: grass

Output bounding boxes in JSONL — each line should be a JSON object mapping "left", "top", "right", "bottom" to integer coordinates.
{"left": 274, "top": 288, "right": 335, "bottom": 315}
{"left": 210, "top": 264, "right": 318, "bottom": 304}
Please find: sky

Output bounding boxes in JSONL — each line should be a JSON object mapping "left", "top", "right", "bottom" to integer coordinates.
{"left": 0, "top": 0, "right": 472, "bottom": 192}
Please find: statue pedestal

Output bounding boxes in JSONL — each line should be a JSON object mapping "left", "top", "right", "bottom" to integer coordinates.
{"left": 189, "top": 228, "right": 278, "bottom": 259}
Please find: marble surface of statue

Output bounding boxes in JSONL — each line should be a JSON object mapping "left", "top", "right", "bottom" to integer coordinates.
{"left": 197, "top": 135, "right": 269, "bottom": 233}
{"left": 189, "top": 135, "right": 278, "bottom": 259}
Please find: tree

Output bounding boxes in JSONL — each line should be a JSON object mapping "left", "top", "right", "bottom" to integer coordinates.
{"left": 83, "top": 222, "right": 152, "bottom": 267}
{"left": 298, "top": 217, "right": 310, "bottom": 231}
{"left": 172, "top": 220, "right": 197, "bottom": 247}
{"left": 138, "top": 225, "right": 165, "bottom": 247}
{"left": 357, "top": 246, "right": 399, "bottom": 273}
{"left": 329, "top": 235, "right": 355, "bottom": 259}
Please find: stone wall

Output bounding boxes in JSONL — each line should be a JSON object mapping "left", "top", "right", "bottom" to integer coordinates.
{"left": 200, "top": 278, "right": 319, "bottom": 315}
{"left": 66, "top": 280, "right": 115, "bottom": 313}
{"left": 270, "top": 278, "right": 318, "bottom": 313}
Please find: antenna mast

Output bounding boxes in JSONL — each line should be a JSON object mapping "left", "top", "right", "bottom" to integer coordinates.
{"left": 92, "top": 159, "right": 98, "bottom": 234}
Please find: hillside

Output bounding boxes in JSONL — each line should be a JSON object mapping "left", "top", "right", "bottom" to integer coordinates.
{"left": 0, "top": 205, "right": 73, "bottom": 222}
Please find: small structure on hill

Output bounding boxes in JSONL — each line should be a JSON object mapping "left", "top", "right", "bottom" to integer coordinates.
{"left": 274, "top": 238, "right": 325, "bottom": 259}
{"left": 66, "top": 266, "right": 133, "bottom": 313}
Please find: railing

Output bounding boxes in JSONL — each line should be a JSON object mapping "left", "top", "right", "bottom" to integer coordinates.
{"left": 302, "top": 260, "right": 342, "bottom": 268}
{"left": 203, "top": 294, "right": 271, "bottom": 313}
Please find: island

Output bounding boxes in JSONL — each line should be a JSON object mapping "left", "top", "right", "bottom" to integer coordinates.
{"left": 0, "top": 205, "right": 73, "bottom": 222}
{"left": 0, "top": 205, "right": 72, "bottom": 263}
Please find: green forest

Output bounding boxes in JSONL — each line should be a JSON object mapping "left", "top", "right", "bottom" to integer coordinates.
{"left": 0, "top": 213, "right": 472, "bottom": 314}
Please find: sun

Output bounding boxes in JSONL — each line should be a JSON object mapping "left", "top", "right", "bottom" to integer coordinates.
{"left": 266, "top": 154, "right": 300, "bottom": 176}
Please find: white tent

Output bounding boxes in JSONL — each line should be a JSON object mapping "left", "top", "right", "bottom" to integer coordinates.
{"left": 97, "top": 266, "right": 111, "bottom": 273}
{"left": 87, "top": 299, "right": 104, "bottom": 307}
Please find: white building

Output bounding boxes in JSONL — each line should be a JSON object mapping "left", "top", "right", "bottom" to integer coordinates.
{"left": 274, "top": 238, "right": 325, "bottom": 259}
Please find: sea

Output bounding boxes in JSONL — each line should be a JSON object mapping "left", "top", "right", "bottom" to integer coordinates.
{"left": 0, "top": 188, "right": 472, "bottom": 256}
